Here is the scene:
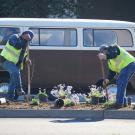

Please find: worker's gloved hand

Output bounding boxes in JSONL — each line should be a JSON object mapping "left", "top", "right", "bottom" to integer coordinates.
{"left": 103, "top": 79, "right": 110, "bottom": 87}
{"left": 25, "top": 58, "right": 32, "bottom": 65}
{"left": 97, "top": 53, "right": 107, "bottom": 60}
{"left": 95, "top": 79, "right": 104, "bottom": 87}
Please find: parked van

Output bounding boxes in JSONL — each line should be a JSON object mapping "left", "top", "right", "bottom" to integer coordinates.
{"left": 0, "top": 18, "right": 135, "bottom": 91}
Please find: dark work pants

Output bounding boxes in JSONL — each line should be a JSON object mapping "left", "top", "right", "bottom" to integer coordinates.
{"left": 116, "top": 62, "right": 135, "bottom": 105}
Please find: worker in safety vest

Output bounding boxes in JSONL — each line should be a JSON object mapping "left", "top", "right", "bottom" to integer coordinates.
{"left": 0, "top": 30, "right": 34, "bottom": 101}
{"left": 98, "top": 44, "right": 135, "bottom": 107}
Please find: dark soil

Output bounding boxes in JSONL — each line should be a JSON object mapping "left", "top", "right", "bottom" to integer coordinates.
{"left": 0, "top": 101, "right": 135, "bottom": 110}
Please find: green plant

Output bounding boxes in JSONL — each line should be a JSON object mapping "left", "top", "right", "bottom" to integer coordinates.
{"left": 89, "top": 90, "right": 104, "bottom": 105}
{"left": 103, "top": 101, "right": 116, "bottom": 108}
{"left": 91, "top": 91, "right": 103, "bottom": 98}
{"left": 31, "top": 98, "right": 39, "bottom": 105}
{"left": 64, "top": 98, "right": 75, "bottom": 107}
{"left": 58, "top": 89, "right": 66, "bottom": 99}
{"left": 38, "top": 88, "right": 48, "bottom": 102}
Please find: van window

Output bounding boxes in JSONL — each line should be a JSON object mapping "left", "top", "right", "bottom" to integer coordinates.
{"left": 94, "top": 30, "right": 117, "bottom": 46}
{"left": 0, "top": 27, "right": 20, "bottom": 45}
{"left": 111, "top": 30, "right": 133, "bottom": 47}
{"left": 83, "top": 29, "right": 133, "bottom": 47}
{"left": 29, "top": 28, "right": 77, "bottom": 47}
{"left": 83, "top": 29, "right": 93, "bottom": 47}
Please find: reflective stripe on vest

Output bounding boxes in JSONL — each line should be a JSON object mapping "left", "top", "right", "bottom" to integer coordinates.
{"left": 1, "top": 42, "right": 22, "bottom": 64}
{"left": 4, "top": 46, "right": 19, "bottom": 58}
{"left": 108, "top": 46, "right": 135, "bottom": 73}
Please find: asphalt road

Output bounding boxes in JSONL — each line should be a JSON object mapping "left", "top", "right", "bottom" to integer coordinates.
{"left": 0, "top": 118, "right": 135, "bottom": 135}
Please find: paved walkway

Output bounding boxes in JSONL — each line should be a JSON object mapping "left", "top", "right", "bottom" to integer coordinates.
{"left": 0, "top": 118, "right": 135, "bottom": 135}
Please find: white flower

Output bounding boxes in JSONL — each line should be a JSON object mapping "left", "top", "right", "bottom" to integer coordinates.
{"left": 51, "top": 89, "right": 59, "bottom": 98}
{"left": 70, "top": 94, "right": 79, "bottom": 104}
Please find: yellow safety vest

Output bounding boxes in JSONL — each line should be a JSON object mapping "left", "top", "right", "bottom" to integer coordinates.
{"left": 1, "top": 42, "right": 27, "bottom": 69}
{"left": 108, "top": 46, "right": 135, "bottom": 73}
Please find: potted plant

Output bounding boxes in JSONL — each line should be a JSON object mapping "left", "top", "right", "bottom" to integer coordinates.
{"left": 89, "top": 85, "right": 106, "bottom": 105}
{"left": 91, "top": 91, "right": 102, "bottom": 105}
{"left": 38, "top": 88, "right": 48, "bottom": 102}
{"left": 64, "top": 98, "right": 75, "bottom": 107}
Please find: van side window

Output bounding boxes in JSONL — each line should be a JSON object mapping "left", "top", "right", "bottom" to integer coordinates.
{"left": 83, "top": 29, "right": 93, "bottom": 46}
{"left": 83, "top": 29, "right": 133, "bottom": 47}
{"left": 94, "top": 30, "right": 117, "bottom": 46}
{"left": 111, "top": 30, "right": 133, "bottom": 47}
{"left": 0, "top": 27, "right": 20, "bottom": 45}
{"left": 29, "top": 28, "right": 77, "bottom": 47}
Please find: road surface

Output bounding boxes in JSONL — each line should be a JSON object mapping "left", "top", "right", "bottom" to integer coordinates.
{"left": 0, "top": 118, "right": 135, "bottom": 135}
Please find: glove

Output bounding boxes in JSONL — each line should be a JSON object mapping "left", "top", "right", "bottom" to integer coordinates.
{"left": 25, "top": 58, "right": 32, "bottom": 65}
{"left": 97, "top": 53, "right": 107, "bottom": 60}
{"left": 103, "top": 79, "right": 110, "bottom": 87}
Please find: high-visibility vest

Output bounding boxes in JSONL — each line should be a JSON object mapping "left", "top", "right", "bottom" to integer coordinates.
{"left": 108, "top": 46, "right": 135, "bottom": 73}
{"left": 1, "top": 42, "right": 27, "bottom": 69}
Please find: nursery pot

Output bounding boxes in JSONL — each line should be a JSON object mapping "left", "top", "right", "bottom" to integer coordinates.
{"left": 99, "top": 96, "right": 106, "bottom": 103}
{"left": 39, "top": 97, "right": 48, "bottom": 102}
{"left": 91, "top": 97, "right": 99, "bottom": 105}
{"left": 54, "top": 98, "right": 64, "bottom": 108}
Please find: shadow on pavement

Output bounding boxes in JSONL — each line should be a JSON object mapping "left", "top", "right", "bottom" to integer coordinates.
{"left": 50, "top": 118, "right": 104, "bottom": 123}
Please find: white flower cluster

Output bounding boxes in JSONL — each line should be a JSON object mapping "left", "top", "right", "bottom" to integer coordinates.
{"left": 50, "top": 84, "right": 72, "bottom": 98}
{"left": 89, "top": 84, "right": 117, "bottom": 102}
{"left": 50, "top": 84, "right": 88, "bottom": 104}
{"left": 88, "top": 85, "right": 106, "bottom": 98}
{"left": 50, "top": 84, "right": 117, "bottom": 105}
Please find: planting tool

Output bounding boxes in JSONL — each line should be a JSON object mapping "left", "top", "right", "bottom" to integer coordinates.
{"left": 25, "top": 42, "right": 31, "bottom": 103}
{"left": 99, "top": 59, "right": 109, "bottom": 101}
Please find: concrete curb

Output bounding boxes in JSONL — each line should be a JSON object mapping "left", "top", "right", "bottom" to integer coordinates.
{"left": 0, "top": 109, "right": 135, "bottom": 119}
{"left": 0, "top": 109, "right": 104, "bottom": 119}
{"left": 104, "top": 110, "right": 135, "bottom": 119}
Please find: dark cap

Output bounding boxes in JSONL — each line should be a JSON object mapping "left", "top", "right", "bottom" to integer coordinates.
{"left": 22, "top": 30, "right": 34, "bottom": 40}
{"left": 99, "top": 44, "right": 109, "bottom": 53}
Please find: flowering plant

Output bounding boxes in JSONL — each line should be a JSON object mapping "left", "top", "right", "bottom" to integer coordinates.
{"left": 89, "top": 85, "right": 104, "bottom": 98}
{"left": 38, "top": 88, "right": 48, "bottom": 102}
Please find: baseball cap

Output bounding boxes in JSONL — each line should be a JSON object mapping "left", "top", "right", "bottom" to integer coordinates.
{"left": 99, "top": 44, "right": 109, "bottom": 53}
{"left": 22, "top": 30, "right": 34, "bottom": 40}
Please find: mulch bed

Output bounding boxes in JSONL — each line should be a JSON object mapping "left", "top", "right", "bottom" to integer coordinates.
{"left": 0, "top": 102, "right": 135, "bottom": 110}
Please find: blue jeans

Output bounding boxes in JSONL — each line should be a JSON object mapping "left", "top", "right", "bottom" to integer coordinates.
{"left": 116, "top": 62, "right": 135, "bottom": 105}
{"left": 1, "top": 60, "right": 22, "bottom": 99}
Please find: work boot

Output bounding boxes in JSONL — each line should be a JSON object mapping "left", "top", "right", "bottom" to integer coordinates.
{"left": 16, "top": 89, "right": 25, "bottom": 96}
{"left": 107, "top": 102, "right": 123, "bottom": 109}
{"left": 21, "top": 89, "right": 25, "bottom": 95}
{"left": 114, "top": 104, "right": 123, "bottom": 109}
{"left": 124, "top": 97, "right": 128, "bottom": 107}
{"left": 14, "top": 89, "right": 25, "bottom": 100}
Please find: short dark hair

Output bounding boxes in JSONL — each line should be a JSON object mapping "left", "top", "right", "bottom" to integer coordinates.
{"left": 22, "top": 30, "right": 34, "bottom": 40}
{"left": 99, "top": 45, "right": 109, "bottom": 53}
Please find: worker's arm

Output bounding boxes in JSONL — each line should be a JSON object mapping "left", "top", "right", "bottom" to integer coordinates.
{"left": 9, "top": 34, "right": 27, "bottom": 49}
{"left": 107, "top": 69, "right": 116, "bottom": 81}
{"left": 103, "top": 69, "right": 116, "bottom": 86}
